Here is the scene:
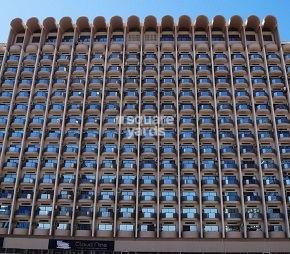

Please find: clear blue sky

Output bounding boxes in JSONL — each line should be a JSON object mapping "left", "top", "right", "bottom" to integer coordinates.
{"left": 0, "top": 0, "right": 289, "bottom": 42}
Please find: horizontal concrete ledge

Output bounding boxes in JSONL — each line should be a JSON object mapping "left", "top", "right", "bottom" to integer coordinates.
{"left": 3, "top": 238, "right": 290, "bottom": 252}
{"left": 115, "top": 240, "right": 290, "bottom": 253}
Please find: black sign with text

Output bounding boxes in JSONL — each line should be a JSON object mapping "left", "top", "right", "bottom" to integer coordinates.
{"left": 48, "top": 239, "right": 114, "bottom": 251}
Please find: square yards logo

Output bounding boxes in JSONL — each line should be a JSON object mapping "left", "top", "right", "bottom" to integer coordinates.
{"left": 122, "top": 115, "right": 175, "bottom": 138}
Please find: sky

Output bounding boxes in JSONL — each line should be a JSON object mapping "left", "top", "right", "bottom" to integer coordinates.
{"left": 0, "top": 0, "right": 289, "bottom": 43}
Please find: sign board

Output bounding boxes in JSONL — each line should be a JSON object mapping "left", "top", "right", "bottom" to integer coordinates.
{"left": 48, "top": 239, "right": 114, "bottom": 251}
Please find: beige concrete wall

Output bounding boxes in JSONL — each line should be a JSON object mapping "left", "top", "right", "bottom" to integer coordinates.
{"left": 4, "top": 238, "right": 49, "bottom": 250}
{"left": 114, "top": 240, "right": 290, "bottom": 253}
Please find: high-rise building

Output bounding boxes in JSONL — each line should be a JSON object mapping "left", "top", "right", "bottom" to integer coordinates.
{"left": 0, "top": 14, "right": 289, "bottom": 253}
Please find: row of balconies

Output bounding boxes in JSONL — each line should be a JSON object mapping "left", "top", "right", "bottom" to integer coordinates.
{"left": 2, "top": 50, "right": 287, "bottom": 67}
{"left": 0, "top": 188, "right": 286, "bottom": 205}
{"left": 4, "top": 143, "right": 286, "bottom": 159}
{"left": 1, "top": 121, "right": 288, "bottom": 143}
{"left": 1, "top": 87, "right": 288, "bottom": 110}
{"left": 1, "top": 77, "right": 286, "bottom": 96}
{"left": 0, "top": 207, "right": 284, "bottom": 223}
{"left": 0, "top": 220, "right": 285, "bottom": 239}
{"left": 2, "top": 63, "right": 286, "bottom": 81}
{"left": 7, "top": 52, "right": 285, "bottom": 65}
{"left": 3, "top": 158, "right": 289, "bottom": 176}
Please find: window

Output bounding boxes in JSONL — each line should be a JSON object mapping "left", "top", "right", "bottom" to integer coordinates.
{"left": 36, "top": 223, "right": 50, "bottom": 229}
{"left": 111, "top": 35, "right": 124, "bottom": 42}
{"left": 246, "top": 34, "right": 256, "bottom": 41}
{"left": 95, "top": 36, "right": 107, "bottom": 42}
{"left": 204, "top": 225, "right": 219, "bottom": 232}
{"left": 229, "top": 35, "right": 241, "bottom": 41}
{"left": 79, "top": 36, "right": 90, "bottom": 42}
{"left": 46, "top": 36, "right": 57, "bottom": 43}
{"left": 119, "top": 224, "right": 134, "bottom": 231}
{"left": 62, "top": 36, "right": 73, "bottom": 42}
{"left": 32, "top": 36, "right": 40, "bottom": 43}
{"left": 263, "top": 34, "right": 273, "bottom": 41}
{"left": 162, "top": 224, "right": 176, "bottom": 231}
{"left": 98, "top": 224, "right": 113, "bottom": 230}
{"left": 16, "top": 37, "right": 24, "bottom": 43}
{"left": 57, "top": 223, "right": 71, "bottom": 230}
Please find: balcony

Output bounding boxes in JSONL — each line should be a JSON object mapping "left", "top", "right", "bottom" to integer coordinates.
{"left": 179, "top": 78, "right": 194, "bottom": 88}
{"left": 21, "top": 67, "right": 34, "bottom": 77}
{"left": 196, "top": 65, "right": 211, "bottom": 75}
{"left": 231, "top": 53, "right": 245, "bottom": 64}
{"left": 178, "top": 53, "right": 192, "bottom": 64}
{"left": 260, "top": 146, "right": 276, "bottom": 156}
{"left": 97, "top": 211, "right": 114, "bottom": 220}
{"left": 159, "top": 161, "right": 177, "bottom": 172}
{"left": 236, "top": 103, "right": 252, "bottom": 114}
{"left": 202, "top": 196, "right": 220, "bottom": 203}
{"left": 221, "top": 162, "right": 238, "bottom": 172}
{"left": 220, "top": 146, "right": 236, "bottom": 156}
{"left": 74, "top": 54, "right": 88, "bottom": 64}
{"left": 198, "top": 104, "right": 214, "bottom": 114}
{"left": 123, "top": 90, "right": 138, "bottom": 101}
{"left": 178, "top": 65, "right": 193, "bottom": 75}
{"left": 100, "top": 162, "right": 117, "bottom": 171}
{"left": 107, "top": 65, "right": 122, "bottom": 75}
{"left": 245, "top": 213, "right": 263, "bottom": 220}
{"left": 250, "top": 65, "right": 265, "bottom": 76}
{"left": 249, "top": 53, "right": 263, "bottom": 64}
{"left": 222, "top": 176, "right": 239, "bottom": 188}
{"left": 142, "top": 103, "right": 157, "bottom": 114}
{"left": 160, "top": 53, "right": 175, "bottom": 64}
{"left": 268, "top": 66, "right": 282, "bottom": 76}
{"left": 217, "top": 103, "right": 233, "bottom": 114}
{"left": 160, "top": 65, "right": 175, "bottom": 75}
{"left": 195, "top": 53, "right": 210, "bottom": 64}
{"left": 160, "top": 177, "right": 178, "bottom": 188}
{"left": 272, "top": 91, "right": 287, "bottom": 103}
{"left": 119, "top": 194, "right": 136, "bottom": 204}
{"left": 197, "top": 90, "right": 212, "bottom": 101}
{"left": 143, "top": 54, "right": 157, "bottom": 64}
{"left": 244, "top": 195, "right": 261, "bottom": 203}
{"left": 261, "top": 162, "right": 278, "bottom": 172}
{"left": 4, "top": 67, "right": 17, "bottom": 77}
{"left": 159, "top": 91, "right": 175, "bottom": 103}
{"left": 89, "top": 65, "right": 104, "bottom": 75}
{"left": 218, "top": 117, "right": 234, "bottom": 127}
{"left": 160, "top": 78, "right": 175, "bottom": 88}
{"left": 265, "top": 195, "right": 282, "bottom": 203}
{"left": 179, "top": 131, "right": 196, "bottom": 143}
{"left": 256, "top": 117, "right": 272, "bottom": 128}
{"left": 141, "top": 90, "right": 157, "bottom": 101}
{"left": 213, "top": 53, "right": 227, "bottom": 64}
{"left": 143, "top": 65, "right": 157, "bottom": 75}
{"left": 214, "top": 65, "right": 229, "bottom": 75}
{"left": 160, "top": 195, "right": 178, "bottom": 203}
{"left": 284, "top": 53, "right": 290, "bottom": 64}
{"left": 202, "top": 178, "right": 218, "bottom": 187}
{"left": 239, "top": 131, "right": 255, "bottom": 142}
{"left": 234, "top": 78, "right": 248, "bottom": 88}
{"left": 232, "top": 65, "right": 247, "bottom": 75}
{"left": 215, "top": 78, "right": 230, "bottom": 88}
{"left": 253, "top": 90, "right": 268, "bottom": 102}
{"left": 91, "top": 53, "right": 105, "bottom": 64}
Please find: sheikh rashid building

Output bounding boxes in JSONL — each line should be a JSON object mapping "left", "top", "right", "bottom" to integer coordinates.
{"left": 0, "top": 14, "right": 290, "bottom": 253}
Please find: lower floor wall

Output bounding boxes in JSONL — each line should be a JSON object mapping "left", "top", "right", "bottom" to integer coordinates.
{"left": 1, "top": 237, "right": 290, "bottom": 253}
